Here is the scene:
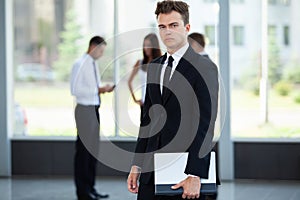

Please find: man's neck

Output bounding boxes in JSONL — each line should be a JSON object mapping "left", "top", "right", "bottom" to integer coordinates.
{"left": 87, "top": 52, "right": 96, "bottom": 60}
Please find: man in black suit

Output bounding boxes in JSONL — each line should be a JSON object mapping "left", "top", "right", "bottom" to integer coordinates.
{"left": 127, "top": 1, "right": 219, "bottom": 200}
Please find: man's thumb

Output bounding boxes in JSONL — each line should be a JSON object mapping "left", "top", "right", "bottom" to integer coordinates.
{"left": 171, "top": 182, "right": 182, "bottom": 190}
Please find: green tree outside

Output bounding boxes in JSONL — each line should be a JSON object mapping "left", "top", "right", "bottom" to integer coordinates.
{"left": 268, "top": 32, "right": 282, "bottom": 86}
{"left": 54, "top": 9, "right": 85, "bottom": 81}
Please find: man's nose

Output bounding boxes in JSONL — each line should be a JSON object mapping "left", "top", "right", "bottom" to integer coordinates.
{"left": 165, "top": 27, "right": 172, "bottom": 34}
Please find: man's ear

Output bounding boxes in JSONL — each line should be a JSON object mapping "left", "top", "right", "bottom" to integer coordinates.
{"left": 185, "top": 24, "right": 190, "bottom": 32}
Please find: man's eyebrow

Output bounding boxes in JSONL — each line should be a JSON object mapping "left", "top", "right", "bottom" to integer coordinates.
{"left": 158, "top": 22, "right": 179, "bottom": 27}
{"left": 169, "top": 22, "right": 179, "bottom": 25}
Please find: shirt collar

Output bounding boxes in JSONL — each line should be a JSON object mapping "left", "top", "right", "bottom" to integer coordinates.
{"left": 84, "top": 53, "right": 95, "bottom": 63}
{"left": 165, "top": 42, "right": 189, "bottom": 64}
{"left": 199, "top": 51, "right": 207, "bottom": 56}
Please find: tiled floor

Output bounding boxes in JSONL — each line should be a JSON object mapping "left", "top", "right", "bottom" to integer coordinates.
{"left": 0, "top": 176, "right": 300, "bottom": 200}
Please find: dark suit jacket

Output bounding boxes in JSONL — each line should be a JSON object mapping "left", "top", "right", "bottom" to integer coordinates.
{"left": 133, "top": 46, "right": 219, "bottom": 185}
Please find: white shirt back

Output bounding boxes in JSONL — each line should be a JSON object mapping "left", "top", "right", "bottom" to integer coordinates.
{"left": 70, "top": 54, "right": 101, "bottom": 106}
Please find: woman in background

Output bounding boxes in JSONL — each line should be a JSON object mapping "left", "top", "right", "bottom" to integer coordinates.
{"left": 128, "top": 33, "right": 162, "bottom": 119}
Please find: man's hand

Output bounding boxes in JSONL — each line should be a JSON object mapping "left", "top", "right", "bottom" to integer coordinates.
{"left": 127, "top": 165, "right": 141, "bottom": 194}
{"left": 98, "top": 84, "right": 115, "bottom": 94}
{"left": 106, "top": 84, "right": 115, "bottom": 92}
{"left": 134, "top": 99, "right": 143, "bottom": 106}
{"left": 171, "top": 176, "right": 201, "bottom": 199}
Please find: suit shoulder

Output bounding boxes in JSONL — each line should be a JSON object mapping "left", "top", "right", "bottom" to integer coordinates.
{"left": 196, "top": 53, "right": 218, "bottom": 72}
{"left": 187, "top": 47, "right": 215, "bottom": 68}
{"left": 147, "top": 55, "right": 164, "bottom": 72}
{"left": 151, "top": 55, "right": 164, "bottom": 64}
{"left": 187, "top": 55, "right": 218, "bottom": 83}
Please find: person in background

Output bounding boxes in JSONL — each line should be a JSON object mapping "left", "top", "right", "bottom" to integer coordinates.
{"left": 189, "top": 32, "right": 220, "bottom": 200}
{"left": 70, "top": 36, "right": 114, "bottom": 200}
{"left": 188, "top": 32, "right": 209, "bottom": 58}
{"left": 128, "top": 33, "right": 162, "bottom": 120}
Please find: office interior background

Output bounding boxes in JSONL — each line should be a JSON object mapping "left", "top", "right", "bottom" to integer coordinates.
{"left": 1, "top": 0, "right": 300, "bottom": 199}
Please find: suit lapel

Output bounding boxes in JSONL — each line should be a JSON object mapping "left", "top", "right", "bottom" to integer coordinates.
{"left": 148, "top": 54, "right": 167, "bottom": 105}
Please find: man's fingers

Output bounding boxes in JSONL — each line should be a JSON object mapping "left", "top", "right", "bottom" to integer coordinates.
{"left": 183, "top": 192, "right": 198, "bottom": 199}
{"left": 131, "top": 177, "right": 137, "bottom": 189}
{"left": 171, "top": 180, "right": 184, "bottom": 190}
{"left": 127, "top": 174, "right": 138, "bottom": 193}
{"left": 171, "top": 183, "right": 182, "bottom": 190}
{"left": 127, "top": 177, "right": 133, "bottom": 191}
{"left": 128, "top": 183, "right": 138, "bottom": 193}
{"left": 127, "top": 166, "right": 141, "bottom": 193}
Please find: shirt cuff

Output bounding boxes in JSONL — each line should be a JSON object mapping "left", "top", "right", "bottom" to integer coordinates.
{"left": 130, "top": 165, "right": 141, "bottom": 173}
{"left": 187, "top": 174, "right": 199, "bottom": 178}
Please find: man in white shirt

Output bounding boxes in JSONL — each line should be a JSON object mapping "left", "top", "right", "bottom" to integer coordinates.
{"left": 71, "top": 36, "right": 114, "bottom": 200}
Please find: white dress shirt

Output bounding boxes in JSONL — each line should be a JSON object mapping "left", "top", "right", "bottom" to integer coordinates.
{"left": 160, "top": 43, "right": 189, "bottom": 94}
{"left": 70, "top": 53, "right": 101, "bottom": 106}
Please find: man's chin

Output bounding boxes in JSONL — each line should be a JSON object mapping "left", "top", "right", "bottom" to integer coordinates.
{"left": 164, "top": 42, "right": 176, "bottom": 49}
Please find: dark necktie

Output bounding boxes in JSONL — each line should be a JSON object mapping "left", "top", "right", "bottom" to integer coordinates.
{"left": 162, "top": 56, "right": 174, "bottom": 97}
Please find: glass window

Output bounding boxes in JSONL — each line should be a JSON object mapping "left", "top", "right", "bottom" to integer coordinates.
{"left": 268, "top": 0, "right": 291, "bottom": 6}
{"left": 231, "top": 0, "right": 244, "bottom": 3}
{"left": 268, "top": 0, "right": 277, "bottom": 5}
{"left": 111, "top": 0, "right": 220, "bottom": 138}
{"left": 14, "top": 0, "right": 72, "bottom": 136}
{"left": 233, "top": 26, "right": 245, "bottom": 46}
{"left": 230, "top": 0, "right": 300, "bottom": 139}
{"left": 283, "top": 25, "right": 290, "bottom": 46}
{"left": 204, "top": 25, "right": 216, "bottom": 45}
{"left": 280, "top": 0, "right": 291, "bottom": 5}
{"left": 203, "top": 0, "right": 218, "bottom": 3}
{"left": 13, "top": 0, "right": 220, "bottom": 139}
{"left": 13, "top": 0, "right": 114, "bottom": 137}
{"left": 268, "top": 25, "right": 277, "bottom": 36}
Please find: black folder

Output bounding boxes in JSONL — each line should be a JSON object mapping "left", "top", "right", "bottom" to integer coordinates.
{"left": 154, "top": 152, "right": 217, "bottom": 195}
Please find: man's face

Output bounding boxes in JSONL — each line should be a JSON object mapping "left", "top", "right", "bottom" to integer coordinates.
{"left": 157, "top": 11, "right": 190, "bottom": 53}
{"left": 91, "top": 44, "right": 106, "bottom": 60}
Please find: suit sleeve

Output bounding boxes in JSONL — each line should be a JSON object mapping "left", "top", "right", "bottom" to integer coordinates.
{"left": 132, "top": 75, "right": 152, "bottom": 168}
{"left": 184, "top": 60, "right": 219, "bottom": 178}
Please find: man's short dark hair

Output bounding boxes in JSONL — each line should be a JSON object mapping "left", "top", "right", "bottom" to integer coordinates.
{"left": 155, "top": 0, "right": 189, "bottom": 25}
{"left": 188, "top": 33, "right": 206, "bottom": 48}
{"left": 89, "top": 36, "right": 107, "bottom": 47}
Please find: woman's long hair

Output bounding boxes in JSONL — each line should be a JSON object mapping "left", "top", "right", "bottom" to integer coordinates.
{"left": 141, "top": 33, "right": 162, "bottom": 71}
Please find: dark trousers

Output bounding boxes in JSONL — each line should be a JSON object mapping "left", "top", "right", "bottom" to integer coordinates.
{"left": 74, "top": 104, "right": 100, "bottom": 197}
{"left": 74, "top": 137, "right": 97, "bottom": 196}
{"left": 137, "top": 184, "right": 211, "bottom": 200}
